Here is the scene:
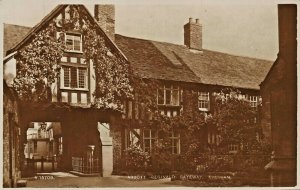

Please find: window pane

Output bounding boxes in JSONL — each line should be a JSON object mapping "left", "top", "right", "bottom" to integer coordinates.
{"left": 78, "top": 68, "right": 86, "bottom": 88}
{"left": 173, "top": 139, "right": 179, "bottom": 154}
{"left": 165, "top": 90, "right": 171, "bottom": 105}
{"left": 172, "top": 89, "right": 179, "bottom": 105}
{"left": 66, "top": 34, "right": 82, "bottom": 51}
{"left": 66, "top": 36, "right": 73, "bottom": 50}
{"left": 70, "top": 67, "right": 78, "bottom": 88}
{"left": 144, "top": 140, "right": 150, "bottom": 153}
{"left": 151, "top": 130, "right": 157, "bottom": 137}
{"left": 151, "top": 139, "right": 156, "bottom": 149}
{"left": 63, "top": 67, "right": 70, "bottom": 87}
{"left": 144, "top": 130, "right": 150, "bottom": 138}
{"left": 157, "top": 88, "right": 164, "bottom": 104}
{"left": 199, "top": 92, "right": 209, "bottom": 109}
{"left": 74, "top": 36, "right": 81, "bottom": 51}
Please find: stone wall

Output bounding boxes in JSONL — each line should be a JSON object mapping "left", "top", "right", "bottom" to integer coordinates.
{"left": 3, "top": 83, "right": 21, "bottom": 187}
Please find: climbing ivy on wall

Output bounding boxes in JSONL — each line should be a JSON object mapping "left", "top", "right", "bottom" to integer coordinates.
{"left": 13, "top": 5, "right": 133, "bottom": 109}
{"left": 13, "top": 22, "right": 64, "bottom": 102}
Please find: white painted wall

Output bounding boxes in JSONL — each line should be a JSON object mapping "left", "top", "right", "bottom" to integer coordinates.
{"left": 3, "top": 56, "right": 16, "bottom": 87}
{"left": 98, "top": 123, "right": 113, "bottom": 176}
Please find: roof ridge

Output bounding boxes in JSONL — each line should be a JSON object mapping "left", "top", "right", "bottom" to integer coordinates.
{"left": 4, "top": 23, "right": 32, "bottom": 29}
{"left": 115, "top": 34, "right": 186, "bottom": 47}
{"left": 115, "top": 34, "right": 274, "bottom": 62}
{"left": 202, "top": 49, "right": 274, "bottom": 62}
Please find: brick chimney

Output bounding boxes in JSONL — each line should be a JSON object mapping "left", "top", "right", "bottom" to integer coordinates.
{"left": 184, "top": 18, "right": 202, "bottom": 51}
{"left": 94, "top": 5, "right": 115, "bottom": 41}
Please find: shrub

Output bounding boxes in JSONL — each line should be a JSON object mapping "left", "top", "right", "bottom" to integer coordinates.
{"left": 124, "top": 145, "right": 150, "bottom": 172}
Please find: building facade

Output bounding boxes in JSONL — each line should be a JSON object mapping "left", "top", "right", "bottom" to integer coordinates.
{"left": 3, "top": 4, "right": 273, "bottom": 177}
{"left": 262, "top": 5, "right": 297, "bottom": 187}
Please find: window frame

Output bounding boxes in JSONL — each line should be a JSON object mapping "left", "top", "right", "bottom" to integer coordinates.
{"left": 198, "top": 91, "right": 210, "bottom": 111}
{"left": 228, "top": 143, "right": 239, "bottom": 153}
{"left": 157, "top": 85, "right": 180, "bottom": 106}
{"left": 169, "top": 130, "right": 180, "bottom": 154}
{"left": 60, "top": 65, "right": 88, "bottom": 91}
{"left": 143, "top": 129, "right": 158, "bottom": 154}
{"left": 248, "top": 95, "right": 259, "bottom": 108}
{"left": 57, "top": 32, "right": 83, "bottom": 53}
{"left": 65, "top": 33, "right": 83, "bottom": 53}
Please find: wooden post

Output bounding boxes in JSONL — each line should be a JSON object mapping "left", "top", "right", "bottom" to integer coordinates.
{"left": 41, "top": 156, "right": 44, "bottom": 172}
{"left": 52, "top": 156, "right": 55, "bottom": 171}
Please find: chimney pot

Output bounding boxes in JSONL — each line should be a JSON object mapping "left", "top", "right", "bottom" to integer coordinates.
{"left": 189, "top": 17, "right": 193, "bottom": 23}
{"left": 195, "top": 18, "right": 199, "bottom": 24}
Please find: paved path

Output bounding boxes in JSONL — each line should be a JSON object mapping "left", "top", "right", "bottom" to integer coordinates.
{"left": 25, "top": 173, "right": 181, "bottom": 187}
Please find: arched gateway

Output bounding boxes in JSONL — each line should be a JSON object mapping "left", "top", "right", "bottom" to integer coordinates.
{"left": 19, "top": 101, "right": 120, "bottom": 177}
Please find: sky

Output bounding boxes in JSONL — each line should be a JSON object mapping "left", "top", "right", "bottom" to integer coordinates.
{"left": 0, "top": 0, "right": 281, "bottom": 60}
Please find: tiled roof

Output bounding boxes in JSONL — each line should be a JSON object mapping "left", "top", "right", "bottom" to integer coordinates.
{"left": 4, "top": 5, "right": 128, "bottom": 61}
{"left": 115, "top": 34, "right": 201, "bottom": 83}
{"left": 3, "top": 23, "right": 273, "bottom": 90}
{"left": 115, "top": 34, "right": 273, "bottom": 90}
{"left": 3, "top": 24, "right": 31, "bottom": 56}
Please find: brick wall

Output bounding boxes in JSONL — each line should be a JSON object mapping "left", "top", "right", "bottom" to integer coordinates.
{"left": 94, "top": 5, "right": 115, "bottom": 41}
{"left": 184, "top": 19, "right": 202, "bottom": 50}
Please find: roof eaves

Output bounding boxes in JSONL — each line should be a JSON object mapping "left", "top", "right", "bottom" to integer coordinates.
{"left": 260, "top": 55, "right": 278, "bottom": 87}
{"left": 3, "top": 51, "right": 17, "bottom": 63}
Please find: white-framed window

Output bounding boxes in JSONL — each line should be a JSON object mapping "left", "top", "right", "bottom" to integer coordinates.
{"left": 198, "top": 92, "right": 210, "bottom": 111}
{"left": 157, "top": 85, "right": 180, "bottom": 106}
{"left": 169, "top": 130, "right": 180, "bottom": 154}
{"left": 228, "top": 144, "right": 239, "bottom": 153}
{"left": 61, "top": 66, "right": 88, "bottom": 90}
{"left": 66, "top": 33, "right": 82, "bottom": 52}
{"left": 57, "top": 32, "right": 83, "bottom": 52}
{"left": 248, "top": 95, "right": 259, "bottom": 108}
{"left": 143, "top": 129, "right": 158, "bottom": 153}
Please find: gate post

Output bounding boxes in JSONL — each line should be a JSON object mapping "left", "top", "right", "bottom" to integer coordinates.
{"left": 52, "top": 156, "right": 55, "bottom": 171}
{"left": 41, "top": 156, "right": 44, "bottom": 172}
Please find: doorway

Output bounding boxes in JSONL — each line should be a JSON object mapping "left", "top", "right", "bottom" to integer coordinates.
{"left": 98, "top": 123, "right": 113, "bottom": 177}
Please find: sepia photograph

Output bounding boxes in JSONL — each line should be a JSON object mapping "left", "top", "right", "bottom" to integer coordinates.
{"left": 1, "top": 0, "right": 298, "bottom": 188}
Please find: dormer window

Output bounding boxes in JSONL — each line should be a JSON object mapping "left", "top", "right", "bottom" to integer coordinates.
{"left": 66, "top": 33, "right": 82, "bottom": 52}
